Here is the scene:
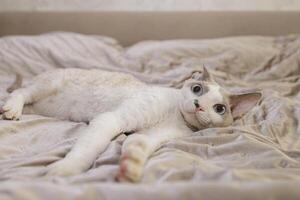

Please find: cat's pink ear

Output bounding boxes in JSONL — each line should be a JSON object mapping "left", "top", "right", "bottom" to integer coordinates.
{"left": 229, "top": 92, "right": 262, "bottom": 120}
{"left": 191, "top": 66, "right": 213, "bottom": 82}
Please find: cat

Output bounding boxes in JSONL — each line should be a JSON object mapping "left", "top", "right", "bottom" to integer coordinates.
{"left": 0, "top": 67, "right": 261, "bottom": 182}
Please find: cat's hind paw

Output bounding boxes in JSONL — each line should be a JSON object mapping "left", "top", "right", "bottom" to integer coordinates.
{"left": 117, "top": 135, "right": 149, "bottom": 183}
{"left": 117, "top": 153, "right": 144, "bottom": 183}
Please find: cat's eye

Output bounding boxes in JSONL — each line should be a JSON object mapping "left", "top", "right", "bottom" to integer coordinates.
{"left": 191, "top": 84, "right": 203, "bottom": 95}
{"left": 213, "top": 104, "right": 226, "bottom": 115}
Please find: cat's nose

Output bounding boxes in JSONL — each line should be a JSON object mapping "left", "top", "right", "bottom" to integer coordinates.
{"left": 194, "top": 99, "right": 200, "bottom": 108}
{"left": 194, "top": 100, "right": 204, "bottom": 111}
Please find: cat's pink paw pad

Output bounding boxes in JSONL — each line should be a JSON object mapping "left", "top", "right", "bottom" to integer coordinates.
{"left": 117, "top": 153, "right": 143, "bottom": 183}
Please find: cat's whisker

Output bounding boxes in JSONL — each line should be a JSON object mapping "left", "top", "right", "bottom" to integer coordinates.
{"left": 196, "top": 113, "right": 211, "bottom": 127}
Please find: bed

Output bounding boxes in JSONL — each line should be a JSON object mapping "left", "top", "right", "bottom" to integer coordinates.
{"left": 0, "top": 11, "right": 300, "bottom": 200}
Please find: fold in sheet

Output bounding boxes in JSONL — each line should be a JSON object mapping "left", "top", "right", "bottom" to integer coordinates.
{"left": 0, "top": 32, "right": 299, "bottom": 199}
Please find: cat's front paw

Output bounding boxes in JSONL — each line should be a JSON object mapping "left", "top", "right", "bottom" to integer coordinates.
{"left": 47, "top": 159, "right": 83, "bottom": 177}
{"left": 1, "top": 95, "right": 24, "bottom": 120}
{"left": 117, "top": 135, "right": 149, "bottom": 183}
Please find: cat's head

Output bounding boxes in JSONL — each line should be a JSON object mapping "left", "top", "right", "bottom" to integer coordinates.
{"left": 179, "top": 67, "right": 261, "bottom": 130}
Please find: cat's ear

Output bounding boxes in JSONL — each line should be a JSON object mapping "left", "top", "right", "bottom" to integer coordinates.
{"left": 191, "top": 66, "right": 213, "bottom": 82}
{"left": 202, "top": 66, "right": 213, "bottom": 81}
{"left": 171, "top": 66, "right": 213, "bottom": 88}
{"left": 229, "top": 92, "right": 262, "bottom": 120}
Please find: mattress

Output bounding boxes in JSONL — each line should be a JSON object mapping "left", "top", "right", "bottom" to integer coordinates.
{"left": 0, "top": 32, "right": 300, "bottom": 199}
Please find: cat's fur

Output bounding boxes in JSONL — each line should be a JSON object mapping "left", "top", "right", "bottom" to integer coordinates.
{"left": 1, "top": 67, "right": 261, "bottom": 182}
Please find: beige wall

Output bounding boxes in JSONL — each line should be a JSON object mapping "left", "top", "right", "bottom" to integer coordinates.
{"left": 0, "top": 0, "right": 300, "bottom": 11}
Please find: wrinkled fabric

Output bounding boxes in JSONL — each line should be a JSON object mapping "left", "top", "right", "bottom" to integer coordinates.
{"left": 0, "top": 32, "right": 299, "bottom": 200}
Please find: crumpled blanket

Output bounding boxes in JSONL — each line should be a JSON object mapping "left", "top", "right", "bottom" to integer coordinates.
{"left": 0, "top": 32, "right": 299, "bottom": 200}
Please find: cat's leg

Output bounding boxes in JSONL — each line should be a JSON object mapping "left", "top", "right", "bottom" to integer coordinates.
{"left": 47, "top": 111, "right": 125, "bottom": 176}
{"left": 117, "top": 125, "right": 187, "bottom": 182}
{"left": 47, "top": 94, "right": 178, "bottom": 176}
{"left": 1, "top": 71, "right": 64, "bottom": 120}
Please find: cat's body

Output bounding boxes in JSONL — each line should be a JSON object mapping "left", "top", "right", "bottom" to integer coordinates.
{"left": 1, "top": 67, "right": 261, "bottom": 182}
{"left": 20, "top": 69, "right": 146, "bottom": 122}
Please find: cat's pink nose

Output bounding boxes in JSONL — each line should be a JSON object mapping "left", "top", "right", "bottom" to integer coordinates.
{"left": 194, "top": 100, "right": 204, "bottom": 112}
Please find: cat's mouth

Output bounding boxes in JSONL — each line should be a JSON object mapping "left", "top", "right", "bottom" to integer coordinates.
{"left": 185, "top": 105, "right": 204, "bottom": 114}
{"left": 195, "top": 107, "right": 204, "bottom": 112}
{"left": 186, "top": 107, "right": 204, "bottom": 114}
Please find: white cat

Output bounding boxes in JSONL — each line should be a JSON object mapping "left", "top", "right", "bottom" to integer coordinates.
{"left": 0, "top": 67, "right": 261, "bottom": 182}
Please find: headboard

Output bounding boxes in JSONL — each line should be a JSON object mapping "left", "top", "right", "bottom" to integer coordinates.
{"left": 0, "top": 11, "right": 299, "bottom": 46}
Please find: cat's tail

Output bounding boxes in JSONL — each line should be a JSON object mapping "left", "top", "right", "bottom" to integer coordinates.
{"left": 7, "top": 73, "right": 22, "bottom": 93}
